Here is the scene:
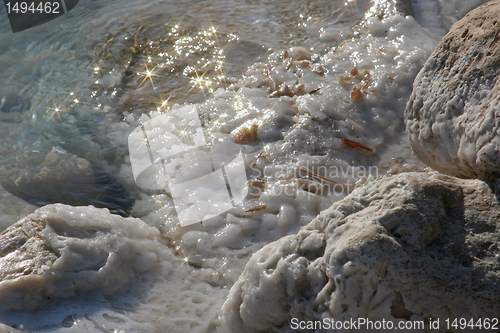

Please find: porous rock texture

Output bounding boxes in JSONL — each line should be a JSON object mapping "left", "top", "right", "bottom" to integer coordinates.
{"left": 405, "top": 0, "right": 500, "bottom": 180}
{"left": 222, "top": 172, "right": 500, "bottom": 332}
{"left": 0, "top": 204, "right": 169, "bottom": 311}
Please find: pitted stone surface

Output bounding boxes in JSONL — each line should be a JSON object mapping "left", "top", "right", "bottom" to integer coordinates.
{"left": 222, "top": 172, "right": 500, "bottom": 332}
{"left": 405, "top": 0, "right": 500, "bottom": 180}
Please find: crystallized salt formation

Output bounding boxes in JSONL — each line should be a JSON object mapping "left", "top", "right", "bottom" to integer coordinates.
{"left": 0, "top": 204, "right": 227, "bottom": 332}
{"left": 0, "top": 204, "right": 168, "bottom": 311}
{"left": 131, "top": 0, "right": 439, "bottom": 289}
{"left": 0, "top": 0, "right": 489, "bottom": 331}
{"left": 406, "top": 0, "right": 500, "bottom": 180}
{"left": 222, "top": 172, "right": 500, "bottom": 332}
{"left": 0, "top": 145, "right": 134, "bottom": 216}
{"left": 198, "top": 0, "right": 436, "bottom": 174}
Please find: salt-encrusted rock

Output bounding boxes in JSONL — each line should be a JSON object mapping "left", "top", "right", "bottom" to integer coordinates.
{"left": 0, "top": 323, "right": 22, "bottom": 333}
{"left": 0, "top": 204, "right": 169, "bottom": 310}
{"left": 405, "top": 0, "right": 500, "bottom": 180}
{"left": 222, "top": 172, "right": 500, "bottom": 332}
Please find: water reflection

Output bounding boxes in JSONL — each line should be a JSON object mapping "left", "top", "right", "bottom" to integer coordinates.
{"left": 411, "top": 0, "right": 490, "bottom": 36}
{"left": 0, "top": 0, "right": 358, "bottom": 220}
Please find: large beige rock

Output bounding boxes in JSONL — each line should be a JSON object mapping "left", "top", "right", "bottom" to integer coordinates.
{"left": 405, "top": 0, "right": 500, "bottom": 180}
{"left": 222, "top": 172, "right": 500, "bottom": 332}
{"left": 0, "top": 204, "right": 169, "bottom": 310}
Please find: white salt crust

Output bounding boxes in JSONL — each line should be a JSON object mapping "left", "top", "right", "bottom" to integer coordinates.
{"left": 405, "top": 0, "right": 500, "bottom": 180}
{"left": 0, "top": 204, "right": 227, "bottom": 333}
{"left": 0, "top": 0, "right": 487, "bottom": 332}
{"left": 222, "top": 172, "right": 500, "bottom": 332}
{"left": 123, "top": 0, "right": 437, "bottom": 297}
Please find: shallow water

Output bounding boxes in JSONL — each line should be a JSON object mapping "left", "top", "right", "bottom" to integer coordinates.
{"left": 0, "top": 0, "right": 368, "bottom": 228}
{"left": 0, "top": 0, "right": 491, "bottom": 331}
{"left": 0, "top": 0, "right": 487, "bottom": 226}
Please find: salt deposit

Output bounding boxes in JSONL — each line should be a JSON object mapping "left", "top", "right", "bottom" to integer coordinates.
{"left": 406, "top": 0, "right": 500, "bottom": 180}
{"left": 0, "top": 204, "right": 168, "bottom": 311}
{"left": 130, "top": 0, "right": 439, "bottom": 293}
{"left": 222, "top": 172, "right": 500, "bottom": 332}
{"left": 0, "top": 145, "right": 133, "bottom": 215}
{"left": 0, "top": 0, "right": 492, "bottom": 331}
{"left": 0, "top": 204, "right": 227, "bottom": 332}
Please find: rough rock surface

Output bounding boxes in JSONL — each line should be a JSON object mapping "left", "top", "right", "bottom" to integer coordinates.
{"left": 0, "top": 204, "right": 169, "bottom": 311}
{"left": 222, "top": 172, "right": 500, "bottom": 332}
{"left": 405, "top": 0, "right": 500, "bottom": 180}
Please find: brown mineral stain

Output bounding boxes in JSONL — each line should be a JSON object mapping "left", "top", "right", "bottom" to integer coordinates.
{"left": 244, "top": 204, "right": 267, "bottom": 212}
{"left": 360, "top": 69, "right": 370, "bottom": 78}
{"left": 351, "top": 87, "right": 363, "bottom": 101}
{"left": 339, "top": 76, "right": 353, "bottom": 86}
{"left": 234, "top": 124, "right": 259, "bottom": 144}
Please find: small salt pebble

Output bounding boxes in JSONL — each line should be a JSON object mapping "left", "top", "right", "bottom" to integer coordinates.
{"left": 351, "top": 87, "right": 363, "bottom": 101}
